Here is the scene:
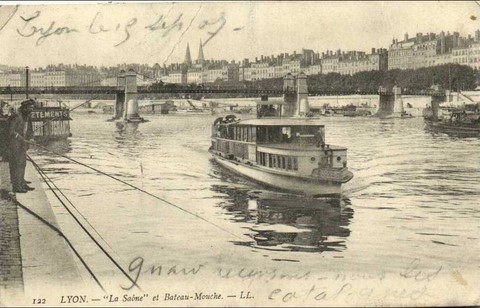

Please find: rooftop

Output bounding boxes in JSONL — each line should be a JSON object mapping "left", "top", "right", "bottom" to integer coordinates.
{"left": 230, "top": 118, "right": 326, "bottom": 126}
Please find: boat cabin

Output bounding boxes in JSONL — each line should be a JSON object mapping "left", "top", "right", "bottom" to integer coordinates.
{"left": 211, "top": 117, "right": 349, "bottom": 180}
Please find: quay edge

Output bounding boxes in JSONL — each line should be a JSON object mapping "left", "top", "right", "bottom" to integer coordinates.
{"left": 0, "top": 161, "right": 86, "bottom": 304}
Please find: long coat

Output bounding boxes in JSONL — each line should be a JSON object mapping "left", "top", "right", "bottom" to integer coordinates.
{"left": 6, "top": 113, "right": 32, "bottom": 161}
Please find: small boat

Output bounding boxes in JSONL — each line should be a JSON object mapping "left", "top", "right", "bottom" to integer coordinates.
{"left": 209, "top": 114, "right": 353, "bottom": 197}
{"left": 424, "top": 103, "right": 480, "bottom": 136}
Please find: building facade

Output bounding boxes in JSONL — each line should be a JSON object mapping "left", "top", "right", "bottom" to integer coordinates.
{"left": 387, "top": 30, "right": 480, "bottom": 70}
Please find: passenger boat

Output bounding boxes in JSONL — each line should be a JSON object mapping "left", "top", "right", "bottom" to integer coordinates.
{"left": 209, "top": 114, "right": 353, "bottom": 197}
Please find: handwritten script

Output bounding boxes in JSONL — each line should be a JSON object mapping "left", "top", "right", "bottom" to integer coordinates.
{"left": 121, "top": 256, "right": 444, "bottom": 305}
{"left": 0, "top": 5, "right": 233, "bottom": 47}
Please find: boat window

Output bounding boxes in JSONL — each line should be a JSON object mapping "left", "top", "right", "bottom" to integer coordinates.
{"left": 256, "top": 152, "right": 298, "bottom": 171}
{"left": 282, "top": 127, "right": 292, "bottom": 142}
{"left": 291, "top": 126, "right": 324, "bottom": 145}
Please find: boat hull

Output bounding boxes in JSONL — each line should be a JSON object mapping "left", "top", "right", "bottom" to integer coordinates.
{"left": 212, "top": 154, "right": 344, "bottom": 197}
{"left": 424, "top": 119, "right": 480, "bottom": 136}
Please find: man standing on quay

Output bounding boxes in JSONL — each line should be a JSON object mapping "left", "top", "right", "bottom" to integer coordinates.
{"left": 7, "top": 99, "right": 35, "bottom": 193}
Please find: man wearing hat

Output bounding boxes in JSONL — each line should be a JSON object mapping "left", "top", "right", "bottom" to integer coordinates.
{"left": 6, "top": 99, "right": 35, "bottom": 193}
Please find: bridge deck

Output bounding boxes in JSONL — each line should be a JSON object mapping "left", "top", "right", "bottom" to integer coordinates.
{"left": 0, "top": 86, "right": 447, "bottom": 96}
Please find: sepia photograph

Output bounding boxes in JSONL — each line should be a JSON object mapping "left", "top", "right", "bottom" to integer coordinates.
{"left": 0, "top": 1, "right": 479, "bottom": 306}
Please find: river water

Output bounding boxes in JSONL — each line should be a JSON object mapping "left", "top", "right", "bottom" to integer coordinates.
{"left": 29, "top": 110, "right": 479, "bottom": 303}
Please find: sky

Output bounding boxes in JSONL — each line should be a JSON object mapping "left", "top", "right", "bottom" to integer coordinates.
{"left": 1, "top": 1, "right": 480, "bottom": 68}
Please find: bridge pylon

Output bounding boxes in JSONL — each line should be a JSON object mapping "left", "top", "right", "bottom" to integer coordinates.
{"left": 114, "top": 70, "right": 126, "bottom": 120}
{"left": 112, "top": 69, "right": 145, "bottom": 122}
{"left": 376, "top": 85, "right": 404, "bottom": 118}
{"left": 282, "top": 72, "right": 309, "bottom": 117}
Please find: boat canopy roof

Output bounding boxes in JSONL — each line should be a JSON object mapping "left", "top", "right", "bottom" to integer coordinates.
{"left": 229, "top": 118, "right": 325, "bottom": 127}
{"left": 254, "top": 98, "right": 286, "bottom": 105}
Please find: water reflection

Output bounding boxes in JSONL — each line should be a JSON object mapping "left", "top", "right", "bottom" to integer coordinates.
{"left": 33, "top": 138, "right": 72, "bottom": 156}
{"left": 114, "top": 121, "right": 143, "bottom": 151}
{"left": 115, "top": 121, "right": 141, "bottom": 139}
{"left": 211, "top": 184, "right": 354, "bottom": 253}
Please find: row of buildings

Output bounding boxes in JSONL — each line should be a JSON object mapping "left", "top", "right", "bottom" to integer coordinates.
{"left": 0, "top": 68, "right": 103, "bottom": 87}
{"left": 388, "top": 30, "right": 480, "bottom": 70}
{"left": 153, "top": 42, "right": 388, "bottom": 84}
{"left": 2, "top": 29, "right": 480, "bottom": 87}
{"left": 155, "top": 29, "right": 480, "bottom": 84}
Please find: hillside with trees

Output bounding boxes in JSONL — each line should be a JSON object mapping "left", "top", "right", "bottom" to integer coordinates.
{"left": 305, "top": 64, "right": 477, "bottom": 92}
{"left": 201, "top": 64, "right": 478, "bottom": 93}
{"left": 147, "top": 64, "right": 478, "bottom": 99}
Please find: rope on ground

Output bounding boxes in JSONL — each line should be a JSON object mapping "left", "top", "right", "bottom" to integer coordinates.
{"left": 26, "top": 155, "right": 126, "bottom": 265}
{"left": 8, "top": 195, "right": 106, "bottom": 293}
{"left": 28, "top": 139, "right": 245, "bottom": 241}
{"left": 28, "top": 156, "right": 142, "bottom": 292}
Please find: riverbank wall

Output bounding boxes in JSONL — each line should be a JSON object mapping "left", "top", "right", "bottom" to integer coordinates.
{"left": 0, "top": 158, "right": 84, "bottom": 305}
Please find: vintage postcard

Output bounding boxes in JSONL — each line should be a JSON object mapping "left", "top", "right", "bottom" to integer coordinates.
{"left": 0, "top": 1, "right": 479, "bottom": 306}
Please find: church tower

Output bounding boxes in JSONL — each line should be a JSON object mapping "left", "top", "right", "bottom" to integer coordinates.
{"left": 184, "top": 43, "right": 192, "bottom": 67}
{"left": 197, "top": 40, "right": 205, "bottom": 66}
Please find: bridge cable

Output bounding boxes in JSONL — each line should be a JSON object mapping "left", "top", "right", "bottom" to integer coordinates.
{"left": 26, "top": 139, "right": 245, "bottom": 241}
{"left": 28, "top": 154, "right": 142, "bottom": 292}
{"left": 7, "top": 193, "right": 106, "bottom": 293}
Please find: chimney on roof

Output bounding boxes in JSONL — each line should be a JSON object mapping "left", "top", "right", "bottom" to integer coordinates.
{"left": 372, "top": 48, "right": 376, "bottom": 54}
{"left": 404, "top": 33, "right": 408, "bottom": 41}
{"left": 453, "top": 32, "right": 459, "bottom": 47}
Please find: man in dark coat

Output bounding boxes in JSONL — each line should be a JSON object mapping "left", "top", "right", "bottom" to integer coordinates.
{"left": 7, "top": 99, "right": 35, "bottom": 193}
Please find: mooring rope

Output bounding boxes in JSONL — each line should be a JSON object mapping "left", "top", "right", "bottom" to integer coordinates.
{"left": 8, "top": 195, "right": 106, "bottom": 293}
{"left": 26, "top": 155, "right": 125, "bottom": 264}
{"left": 27, "top": 140, "right": 245, "bottom": 241}
{"left": 28, "top": 155, "right": 142, "bottom": 292}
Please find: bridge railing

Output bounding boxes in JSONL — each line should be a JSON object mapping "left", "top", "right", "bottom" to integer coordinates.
{"left": 0, "top": 86, "right": 447, "bottom": 97}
